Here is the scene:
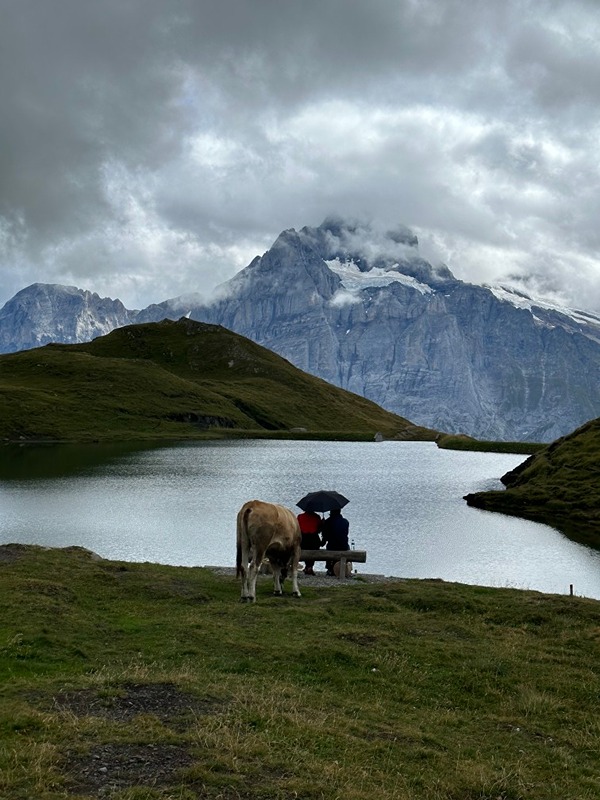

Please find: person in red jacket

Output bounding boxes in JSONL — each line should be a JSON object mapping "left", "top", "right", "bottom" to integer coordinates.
{"left": 297, "top": 510, "right": 322, "bottom": 575}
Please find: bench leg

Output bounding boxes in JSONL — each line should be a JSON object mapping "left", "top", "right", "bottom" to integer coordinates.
{"left": 339, "top": 556, "right": 347, "bottom": 580}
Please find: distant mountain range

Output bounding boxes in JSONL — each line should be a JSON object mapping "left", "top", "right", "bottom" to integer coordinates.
{"left": 2, "top": 217, "right": 600, "bottom": 441}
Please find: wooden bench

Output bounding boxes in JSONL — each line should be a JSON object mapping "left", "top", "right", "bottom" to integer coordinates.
{"left": 300, "top": 549, "right": 367, "bottom": 579}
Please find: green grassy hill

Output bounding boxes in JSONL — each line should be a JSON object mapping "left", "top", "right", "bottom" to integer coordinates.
{"left": 0, "top": 318, "right": 435, "bottom": 442}
{"left": 436, "top": 433, "right": 545, "bottom": 455}
{"left": 465, "top": 417, "right": 600, "bottom": 540}
{"left": 1, "top": 545, "right": 600, "bottom": 800}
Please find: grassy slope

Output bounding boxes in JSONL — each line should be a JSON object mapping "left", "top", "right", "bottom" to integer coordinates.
{"left": 1, "top": 545, "right": 600, "bottom": 800}
{"left": 465, "top": 418, "right": 600, "bottom": 539}
{"left": 0, "top": 318, "right": 435, "bottom": 443}
{"left": 436, "top": 433, "right": 545, "bottom": 455}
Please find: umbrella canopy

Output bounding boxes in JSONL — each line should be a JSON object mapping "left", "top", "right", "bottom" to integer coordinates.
{"left": 296, "top": 490, "right": 349, "bottom": 513}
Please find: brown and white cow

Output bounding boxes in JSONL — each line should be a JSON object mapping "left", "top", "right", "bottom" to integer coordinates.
{"left": 236, "top": 500, "right": 302, "bottom": 602}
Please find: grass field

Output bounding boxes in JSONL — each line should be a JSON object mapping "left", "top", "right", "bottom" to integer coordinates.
{"left": 2, "top": 545, "right": 600, "bottom": 799}
{"left": 0, "top": 319, "right": 435, "bottom": 444}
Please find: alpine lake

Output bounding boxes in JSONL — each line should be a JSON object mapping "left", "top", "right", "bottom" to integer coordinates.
{"left": 1, "top": 439, "right": 600, "bottom": 599}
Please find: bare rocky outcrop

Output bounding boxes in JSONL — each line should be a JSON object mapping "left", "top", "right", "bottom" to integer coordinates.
{"left": 0, "top": 283, "right": 136, "bottom": 352}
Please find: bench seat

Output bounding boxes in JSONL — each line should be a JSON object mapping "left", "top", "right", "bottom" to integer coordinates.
{"left": 300, "top": 549, "right": 367, "bottom": 579}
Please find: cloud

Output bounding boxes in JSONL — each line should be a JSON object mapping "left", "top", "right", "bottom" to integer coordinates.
{"left": 0, "top": 0, "right": 599, "bottom": 313}
{"left": 329, "top": 289, "right": 362, "bottom": 308}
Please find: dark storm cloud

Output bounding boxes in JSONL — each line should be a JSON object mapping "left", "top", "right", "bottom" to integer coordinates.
{"left": 506, "top": 17, "right": 600, "bottom": 111}
{"left": 0, "top": 0, "right": 599, "bottom": 311}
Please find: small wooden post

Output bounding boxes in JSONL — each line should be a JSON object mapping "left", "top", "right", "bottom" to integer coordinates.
{"left": 339, "top": 556, "right": 347, "bottom": 580}
{"left": 570, "top": 584, "right": 574, "bottom": 597}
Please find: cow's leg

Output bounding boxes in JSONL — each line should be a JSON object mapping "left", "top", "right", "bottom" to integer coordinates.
{"left": 239, "top": 537, "right": 248, "bottom": 602}
{"left": 247, "top": 544, "right": 265, "bottom": 602}
{"left": 240, "top": 569, "right": 253, "bottom": 602}
{"left": 290, "top": 567, "right": 301, "bottom": 597}
{"left": 272, "top": 565, "right": 283, "bottom": 596}
{"left": 246, "top": 560, "right": 259, "bottom": 602}
{"left": 290, "top": 549, "right": 301, "bottom": 598}
{"left": 265, "top": 547, "right": 285, "bottom": 595}
{"left": 239, "top": 564, "right": 248, "bottom": 602}
{"left": 240, "top": 542, "right": 255, "bottom": 602}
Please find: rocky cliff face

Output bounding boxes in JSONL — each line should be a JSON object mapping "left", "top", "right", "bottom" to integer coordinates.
{"left": 0, "top": 283, "right": 136, "bottom": 353}
{"left": 177, "top": 219, "right": 600, "bottom": 442}
{"left": 3, "top": 219, "right": 600, "bottom": 442}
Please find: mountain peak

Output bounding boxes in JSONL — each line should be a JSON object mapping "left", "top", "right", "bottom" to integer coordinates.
{"left": 8, "top": 282, "right": 126, "bottom": 306}
{"left": 296, "top": 217, "right": 453, "bottom": 284}
{"left": 0, "top": 282, "right": 134, "bottom": 353}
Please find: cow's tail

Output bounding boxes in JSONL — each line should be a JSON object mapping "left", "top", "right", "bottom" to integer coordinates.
{"left": 236, "top": 505, "right": 252, "bottom": 578}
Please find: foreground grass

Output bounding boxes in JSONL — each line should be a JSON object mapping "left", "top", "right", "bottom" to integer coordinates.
{"left": 2, "top": 546, "right": 600, "bottom": 799}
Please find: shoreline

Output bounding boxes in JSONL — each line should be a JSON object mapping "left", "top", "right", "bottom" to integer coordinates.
{"left": 4, "top": 545, "right": 594, "bottom": 598}
{"left": 206, "top": 564, "right": 407, "bottom": 587}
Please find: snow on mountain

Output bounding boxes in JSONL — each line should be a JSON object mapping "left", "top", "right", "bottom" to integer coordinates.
{"left": 485, "top": 284, "right": 600, "bottom": 336}
{"left": 326, "top": 258, "right": 434, "bottom": 296}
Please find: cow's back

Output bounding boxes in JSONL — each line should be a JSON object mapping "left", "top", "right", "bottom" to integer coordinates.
{"left": 243, "top": 501, "right": 299, "bottom": 545}
{"left": 238, "top": 500, "right": 299, "bottom": 546}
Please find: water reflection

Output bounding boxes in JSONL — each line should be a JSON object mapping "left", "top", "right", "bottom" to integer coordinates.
{"left": 1, "top": 440, "right": 599, "bottom": 599}
{"left": 0, "top": 441, "right": 171, "bottom": 480}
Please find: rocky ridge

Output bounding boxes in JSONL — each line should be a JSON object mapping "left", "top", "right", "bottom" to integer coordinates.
{"left": 0, "top": 283, "right": 135, "bottom": 353}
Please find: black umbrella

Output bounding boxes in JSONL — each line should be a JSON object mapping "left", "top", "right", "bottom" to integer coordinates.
{"left": 296, "top": 490, "right": 349, "bottom": 513}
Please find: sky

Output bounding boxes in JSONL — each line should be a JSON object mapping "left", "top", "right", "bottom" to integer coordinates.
{"left": 1, "top": 0, "right": 600, "bottom": 313}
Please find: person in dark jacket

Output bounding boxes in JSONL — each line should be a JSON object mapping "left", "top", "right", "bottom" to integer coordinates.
{"left": 320, "top": 508, "right": 349, "bottom": 575}
{"left": 297, "top": 510, "right": 322, "bottom": 575}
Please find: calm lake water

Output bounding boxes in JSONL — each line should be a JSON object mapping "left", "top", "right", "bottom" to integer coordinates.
{"left": 1, "top": 439, "right": 600, "bottom": 599}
